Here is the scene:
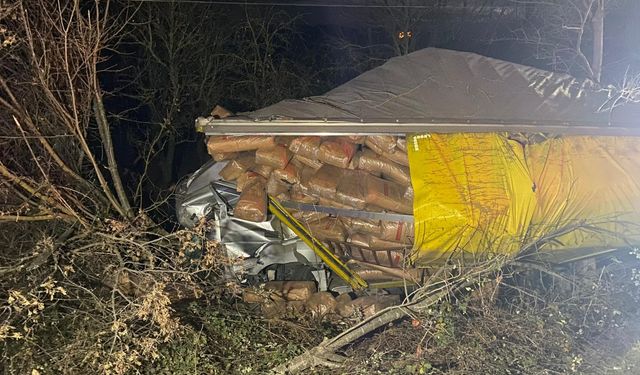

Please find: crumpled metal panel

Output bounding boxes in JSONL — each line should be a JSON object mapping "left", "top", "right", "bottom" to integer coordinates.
{"left": 175, "top": 161, "right": 321, "bottom": 276}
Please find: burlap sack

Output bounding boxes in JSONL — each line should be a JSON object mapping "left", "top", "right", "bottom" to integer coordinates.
{"left": 318, "top": 139, "right": 358, "bottom": 168}
{"left": 340, "top": 217, "right": 381, "bottom": 234}
{"left": 382, "top": 148, "right": 409, "bottom": 167}
{"left": 307, "top": 164, "right": 344, "bottom": 199}
{"left": 368, "top": 235, "right": 406, "bottom": 250}
{"left": 305, "top": 217, "right": 347, "bottom": 242}
{"left": 292, "top": 209, "right": 328, "bottom": 223}
{"left": 379, "top": 221, "right": 414, "bottom": 244}
{"left": 292, "top": 154, "right": 323, "bottom": 170}
{"left": 365, "top": 175, "right": 413, "bottom": 214}
{"left": 210, "top": 105, "right": 233, "bottom": 118}
{"left": 365, "top": 135, "right": 397, "bottom": 153}
{"left": 289, "top": 136, "right": 321, "bottom": 159}
{"left": 335, "top": 170, "right": 368, "bottom": 209}
{"left": 290, "top": 186, "right": 319, "bottom": 204}
{"left": 272, "top": 163, "right": 299, "bottom": 184}
{"left": 219, "top": 153, "right": 255, "bottom": 181}
{"left": 207, "top": 136, "right": 276, "bottom": 153}
{"left": 250, "top": 164, "right": 274, "bottom": 179}
{"left": 256, "top": 145, "right": 291, "bottom": 169}
{"left": 348, "top": 234, "right": 406, "bottom": 267}
{"left": 234, "top": 179, "right": 268, "bottom": 222}
{"left": 212, "top": 152, "right": 238, "bottom": 162}
{"left": 236, "top": 171, "right": 266, "bottom": 192}
{"left": 396, "top": 137, "right": 407, "bottom": 152}
{"left": 358, "top": 149, "right": 411, "bottom": 186}
{"left": 266, "top": 174, "right": 290, "bottom": 197}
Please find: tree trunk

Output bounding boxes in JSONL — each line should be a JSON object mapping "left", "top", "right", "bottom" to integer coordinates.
{"left": 592, "top": 0, "right": 604, "bottom": 82}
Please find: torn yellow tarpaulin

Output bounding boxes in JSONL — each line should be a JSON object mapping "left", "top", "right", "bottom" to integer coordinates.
{"left": 408, "top": 133, "right": 537, "bottom": 262}
{"left": 408, "top": 133, "right": 640, "bottom": 263}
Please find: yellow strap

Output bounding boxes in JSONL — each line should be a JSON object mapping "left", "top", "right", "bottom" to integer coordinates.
{"left": 268, "top": 196, "right": 368, "bottom": 290}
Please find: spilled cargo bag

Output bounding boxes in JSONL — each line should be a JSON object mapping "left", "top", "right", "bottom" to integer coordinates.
{"left": 289, "top": 136, "right": 321, "bottom": 159}
{"left": 234, "top": 179, "right": 268, "bottom": 222}
{"left": 335, "top": 170, "right": 368, "bottom": 209}
{"left": 358, "top": 149, "right": 411, "bottom": 186}
{"left": 305, "top": 217, "right": 347, "bottom": 242}
{"left": 365, "top": 175, "right": 413, "bottom": 214}
{"left": 219, "top": 153, "right": 255, "bottom": 181}
{"left": 256, "top": 145, "right": 291, "bottom": 169}
{"left": 318, "top": 139, "right": 358, "bottom": 168}
{"left": 207, "top": 135, "right": 276, "bottom": 153}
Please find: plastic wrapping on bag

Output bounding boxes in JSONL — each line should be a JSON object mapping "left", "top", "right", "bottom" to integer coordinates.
{"left": 207, "top": 135, "right": 276, "bottom": 153}
{"left": 256, "top": 145, "right": 291, "bottom": 169}
{"left": 368, "top": 235, "right": 406, "bottom": 250}
{"left": 219, "top": 153, "right": 255, "bottom": 181}
{"left": 335, "top": 170, "right": 368, "bottom": 209}
{"left": 272, "top": 163, "right": 299, "bottom": 184}
{"left": 347, "top": 234, "right": 406, "bottom": 267}
{"left": 307, "top": 164, "right": 344, "bottom": 199}
{"left": 236, "top": 171, "right": 266, "bottom": 192}
{"left": 292, "top": 154, "right": 323, "bottom": 170}
{"left": 318, "top": 139, "right": 358, "bottom": 168}
{"left": 341, "top": 217, "right": 381, "bottom": 234}
{"left": 234, "top": 179, "right": 268, "bottom": 222}
{"left": 290, "top": 184, "right": 319, "bottom": 204}
{"left": 211, "top": 152, "right": 238, "bottom": 162}
{"left": 250, "top": 164, "right": 273, "bottom": 179}
{"left": 289, "top": 136, "right": 321, "bottom": 159}
{"left": 291, "top": 209, "right": 328, "bottom": 223}
{"left": 379, "top": 221, "right": 414, "bottom": 244}
{"left": 358, "top": 149, "right": 411, "bottom": 186}
{"left": 305, "top": 217, "right": 346, "bottom": 242}
{"left": 396, "top": 138, "right": 407, "bottom": 152}
{"left": 266, "top": 174, "right": 290, "bottom": 197}
{"left": 408, "top": 133, "right": 536, "bottom": 262}
{"left": 365, "top": 175, "right": 413, "bottom": 214}
{"left": 525, "top": 136, "right": 640, "bottom": 254}
{"left": 382, "top": 148, "right": 409, "bottom": 167}
{"left": 365, "top": 136, "right": 397, "bottom": 153}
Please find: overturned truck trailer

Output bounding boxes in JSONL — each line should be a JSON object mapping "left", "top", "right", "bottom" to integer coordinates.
{"left": 177, "top": 48, "right": 640, "bottom": 292}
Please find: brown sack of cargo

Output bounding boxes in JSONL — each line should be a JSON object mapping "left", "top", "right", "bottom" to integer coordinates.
{"left": 318, "top": 139, "right": 358, "bottom": 168}
{"left": 207, "top": 135, "right": 276, "bottom": 154}
{"left": 289, "top": 136, "right": 321, "bottom": 159}
{"left": 378, "top": 220, "right": 414, "bottom": 244}
{"left": 307, "top": 164, "right": 345, "bottom": 199}
{"left": 272, "top": 163, "right": 300, "bottom": 184}
{"left": 365, "top": 135, "right": 397, "bottom": 153}
{"left": 234, "top": 179, "right": 268, "bottom": 222}
{"left": 335, "top": 170, "right": 368, "bottom": 209}
{"left": 256, "top": 145, "right": 291, "bottom": 169}
{"left": 358, "top": 149, "right": 411, "bottom": 186}
{"left": 219, "top": 153, "right": 256, "bottom": 181}
{"left": 236, "top": 171, "right": 266, "bottom": 192}
{"left": 365, "top": 175, "right": 413, "bottom": 214}
{"left": 340, "top": 217, "right": 381, "bottom": 234}
{"left": 211, "top": 152, "right": 238, "bottom": 161}
{"left": 305, "top": 217, "right": 347, "bottom": 242}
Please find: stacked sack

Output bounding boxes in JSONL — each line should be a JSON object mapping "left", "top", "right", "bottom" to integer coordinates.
{"left": 206, "top": 135, "right": 415, "bottom": 261}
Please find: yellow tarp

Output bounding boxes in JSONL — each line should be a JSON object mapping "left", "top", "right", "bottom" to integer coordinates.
{"left": 526, "top": 136, "right": 640, "bottom": 254}
{"left": 408, "top": 133, "right": 536, "bottom": 262}
{"left": 408, "top": 133, "right": 640, "bottom": 264}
